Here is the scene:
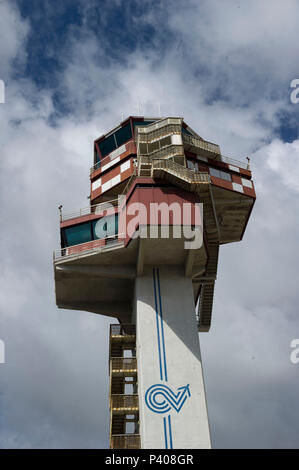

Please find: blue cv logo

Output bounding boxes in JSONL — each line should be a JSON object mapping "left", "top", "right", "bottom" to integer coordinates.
{"left": 145, "top": 383, "right": 191, "bottom": 414}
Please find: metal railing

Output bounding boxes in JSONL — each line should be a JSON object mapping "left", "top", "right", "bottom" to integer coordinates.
{"left": 110, "top": 394, "right": 139, "bottom": 410}
{"left": 136, "top": 117, "right": 182, "bottom": 136}
{"left": 90, "top": 141, "right": 136, "bottom": 174}
{"left": 110, "top": 434, "right": 140, "bottom": 449}
{"left": 53, "top": 233, "right": 124, "bottom": 261}
{"left": 138, "top": 144, "right": 184, "bottom": 167}
{"left": 136, "top": 123, "right": 182, "bottom": 144}
{"left": 110, "top": 324, "right": 136, "bottom": 337}
{"left": 60, "top": 198, "right": 119, "bottom": 222}
{"left": 182, "top": 133, "right": 220, "bottom": 155}
{"left": 122, "top": 170, "right": 137, "bottom": 195}
{"left": 91, "top": 160, "right": 101, "bottom": 173}
{"left": 110, "top": 357, "right": 137, "bottom": 372}
{"left": 151, "top": 158, "right": 210, "bottom": 183}
{"left": 218, "top": 154, "right": 250, "bottom": 170}
{"left": 183, "top": 133, "right": 250, "bottom": 170}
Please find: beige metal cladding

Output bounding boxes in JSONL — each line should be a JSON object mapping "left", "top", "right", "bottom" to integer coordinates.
{"left": 110, "top": 357, "right": 137, "bottom": 373}
{"left": 136, "top": 123, "right": 182, "bottom": 145}
{"left": 110, "top": 324, "right": 136, "bottom": 337}
{"left": 136, "top": 117, "right": 185, "bottom": 176}
{"left": 110, "top": 394, "right": 139, "bottom": 411}
{"left": 110, "top": 434, "right": 141, "bottom": 449}
{"left": 151, "top": 158, "right": 210, "bottom": 183}
{"left": 182, "top": 132, "right": 220, "bottom": 157}
{"left": 135, "top": 117, "right": 183, "bottom": 141}
{"left": 138, "top": 144, "right": 184, "bottom": 165}
{"left": 109, "top": 324, "right": 140, "bottom": 449}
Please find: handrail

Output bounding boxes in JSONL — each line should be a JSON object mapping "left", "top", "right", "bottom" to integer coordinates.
{"left": 90, "top": 140, "right": 135, "bottom": 174}
{"left": 219, "top": 154, "right": 250, "bottom": 170}
{"left": 182, "top": 134, "right": 249, "bottom": 169}
{"left": 91, "top": 160, "right": 101, "bottom": 173}
{"left": 182, "top": 133, "right": 220, "bottom": 155}
{"left": 60, "top": 198, "right": 119, "bottom": 222}
{"left": 138, "top": 144, "right": 184, "bottom": 163}
{"left": 53, "top": 233, "right": 124, "bottom": 261}
{"left": 136, "top": 123, "right": 182, "bottom": 144}
{"left": 136, "top": 117, "right": 182, "bottom": 134}
{"left": 151, "top": 158, "right": 210, "bottom": 183}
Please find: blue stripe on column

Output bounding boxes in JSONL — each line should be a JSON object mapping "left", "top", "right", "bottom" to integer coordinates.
{"left": 163, "top": 417, "right": 168, "bottom": 449}
{"left": 168, "top": 415, "right": 173, "bottom": 449}
{"left": 153, "top": 268, "right": 163, "bottom": 381}
{"left": 153, "top": 268, "right": 174, "bottom": 449}
{"left": 156, "top": 268, "right": 168, "bottom": 382}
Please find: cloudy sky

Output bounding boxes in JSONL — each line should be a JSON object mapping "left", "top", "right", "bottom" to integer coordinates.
{"left": 0, "top": 0, "right": 299, "bottom": 448}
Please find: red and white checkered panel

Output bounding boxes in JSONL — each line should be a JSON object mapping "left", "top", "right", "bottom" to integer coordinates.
{"left": 90, "top": 157, "right": 134, "bottom": 200}
{"left": 65, "top": 238, "right": 106, "bottom": 256}
{"left": 210, "top": 174, "right": 255, "bottom": 197}
{"left": 90, "top": 140, "right": 136, "bottom": 200}
{"left": 186, "top": 155, "right": 256, "bottom": 198}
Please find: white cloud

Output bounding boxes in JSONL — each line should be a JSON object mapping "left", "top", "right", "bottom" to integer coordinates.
{"left": 0, "top": 1, "right": 29, "bottom": 78}
{"left": 264, "top": 139, "right": 299, "bottom": 193}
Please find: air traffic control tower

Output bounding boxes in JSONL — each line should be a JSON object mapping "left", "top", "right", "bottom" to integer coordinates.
{"left": 53, "top": 117, "right": 255, "bottom": 449}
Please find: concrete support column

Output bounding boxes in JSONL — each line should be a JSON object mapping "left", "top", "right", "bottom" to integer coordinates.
{"left": 134, "top": 266, "right": 211, "bottom": 449}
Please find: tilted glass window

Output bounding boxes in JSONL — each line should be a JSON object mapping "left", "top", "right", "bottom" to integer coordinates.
{"left": 182, "top": 126, "right": 193, "bottom": 136}
{"left": 98, "top": 134, "right": 117, "bottom": 158}
{"left": 62, "top": 214, "right": 119, "bottom": 248}
{"left": 220, "top": 170, "right": 231, "bottom": 181}
{"left": 209, "top": 167, "right": 220, "bottom": 178}
{"left": 115, "top": 124, "right": 132, "bottom": 147}
{"left": 64, "top": 222, "right": 92, "bottom": 247}
{"left": 210, "top": 167, "right": 231, "bottom": 181}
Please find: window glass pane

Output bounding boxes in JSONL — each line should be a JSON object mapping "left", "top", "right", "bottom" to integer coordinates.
{"left": 64, "top": 222, "right": 92, "bottom": 247}
{"left": 220, "top": 170, "right": 231, "bottom": 181}
{"left": 115, "top": 124, "right": 132, "bottom": 147}
{"left": 182, "top": 126, "right": 193, "bottom": 136}
{"left": 210, "top": 167, "right": 220, "bottom": 178}
{"left": 98, "top": 134, "right": 116, "bottom": 158}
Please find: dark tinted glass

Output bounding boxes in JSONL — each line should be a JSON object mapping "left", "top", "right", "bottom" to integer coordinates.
{"left": 115, "top": 124, "right": 132, "bottom": 147}
{"left": 133, "top": 120, "right": 154, "bottom": 128}
{"left": 220, "top": 171, "right": 231, "bottom": 181}
{"left": 64, "top": 222, "right": 92, "bottom": 246}
{"left": 182, "top": 127, "right": 193, "bottom": 136}
{"left": 98, "top": 134, "right": 117, "bottom": 157}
